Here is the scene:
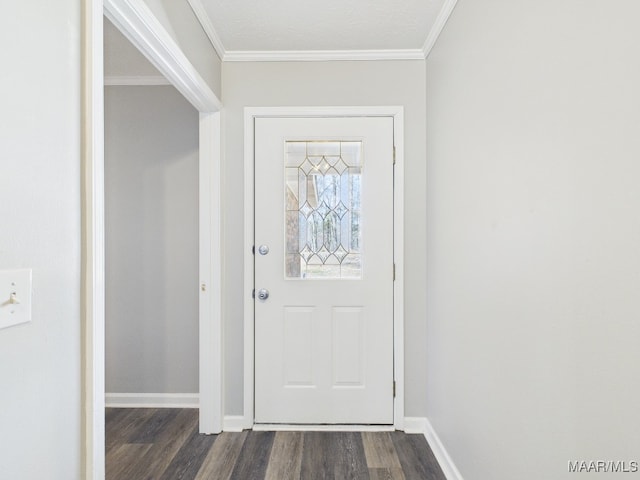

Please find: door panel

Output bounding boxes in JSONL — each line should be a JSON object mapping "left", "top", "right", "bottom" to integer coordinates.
{"left": 254, "top": 116, "right": 394, "bottom": 424}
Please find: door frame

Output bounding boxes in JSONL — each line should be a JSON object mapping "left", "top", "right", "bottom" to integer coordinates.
{"left": 243, "top": 106, "right": 405, "bottom": 430}
{"left": 83, "top": 0, "right": 223, "bottom": 478}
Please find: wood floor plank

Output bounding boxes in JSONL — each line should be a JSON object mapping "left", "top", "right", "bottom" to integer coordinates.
{"left": 127, "top": 408, "right": 199, "bottom": 480}
{"left": 159, "top": 427, "right": 217, "bottom": 480}
{"left": 369, "top": 467, "right": 406, "bottom": 480}
{"left": 105, "top": 408, "right": 137, "bottom": 450}
{"left": 128, "top": 408, "right": 180, "bottom": 444}
{"left": 106, "top": 443, "right": 153, "bottom": 480}
{"left": 105, "top": 407, "right": 128, "bottom": 427}
{"left": 106, "top": 408, "right": 157, "bottom": 454}
{"left": 229, "top": 431, "right": 276, "bottom": 480}
{"left": 332, "top": 432, "right": 370, "bottom": 480}
{"left": 391, "top": 432, "right": 445, "bottom": 480}
{"left": 264, "top": 431, "right": 304, "bottom": 480}
{"left": 362, "top": 432, "right": 403, "bottom": 470}
{"left": 195, "top": 431, "right": 248, "bottom": 480}
{"left": 300, "top": 432, "right": 335, "bottom": 480}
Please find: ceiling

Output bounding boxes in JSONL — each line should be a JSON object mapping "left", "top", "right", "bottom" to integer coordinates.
{"left": 190, "top": 0, "right": 456, "bottom": 59}
{"left": 103, "top": 0, "right": 458, "bottom": 77}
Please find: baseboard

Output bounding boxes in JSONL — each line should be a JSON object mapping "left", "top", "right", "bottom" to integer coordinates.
{"left": 403, "top": 417, "right": 464, "bottom": 480}
{"left": 223, "top": 415, "right": 247, "bottom": 432}
{"left": 105, "top": 393, "right": 199, "bottom": 409}
{"left": 403, "top": 416, "right": 429, "bottom": 434}
{"left": 423, "top": 418, "right": 465, "bottom": 480}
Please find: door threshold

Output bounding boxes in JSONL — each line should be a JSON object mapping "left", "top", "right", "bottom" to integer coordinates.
{"left": 252, "top": 424, "right": 395, "bottom": 432}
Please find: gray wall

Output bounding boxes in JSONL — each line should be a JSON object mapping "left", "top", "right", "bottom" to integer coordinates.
{"left": 104, "top": 16, "right": 163, "bottom": 78}
{"left": 105, "top": 86, "right": 199, "bottom": 394}
{"left": 0, "top": 1, "right": 81, "bottom": 478}
{"left": 222, "top": 60, "right": 427, "bottom": 416}
{"left": 426, "top": 0, "right": 640, "bottom": 478}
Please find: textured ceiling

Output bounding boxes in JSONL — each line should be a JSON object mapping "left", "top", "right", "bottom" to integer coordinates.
{"left": 199, "top": 0, "right": 448, "bottom": 51}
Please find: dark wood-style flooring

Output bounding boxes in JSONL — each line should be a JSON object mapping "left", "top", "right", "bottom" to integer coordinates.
{"left": 106, "top": 408, "right": 446, "bottom": 480}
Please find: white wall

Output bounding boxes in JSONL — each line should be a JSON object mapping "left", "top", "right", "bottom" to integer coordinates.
{"left": 105, "top": 86, "right": 199, "bottom": 394}
{"left": 143, "top": 0, "right": 222, "bottom": 98}
{"left": 222, "top": 60, "right": 427, "bottom": 416}
{"left": 0, "top": 1, "right": 81, "bottom": 479}
{"left": 426, "top": 1, "right": 640, "bottom": 478}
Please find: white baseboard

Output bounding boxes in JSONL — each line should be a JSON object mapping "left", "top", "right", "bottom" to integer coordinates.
{"left": 403, "top": 417, "right": 464, "bottom": 480}
{"left": 223, "top": 415, "right": 247, "bottom": 432}
{"left": 404, "top": 416, "right": 429, "bottom": 434}
{"left": 423, "top": 418, "right": 465, "bottom": 480}
{"left": 105, "top": 393, "right": 199, "bottom": 409}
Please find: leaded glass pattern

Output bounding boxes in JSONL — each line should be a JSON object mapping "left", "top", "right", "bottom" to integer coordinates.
{"left": 285, "top": 141, "right": 362, "bottom": 279}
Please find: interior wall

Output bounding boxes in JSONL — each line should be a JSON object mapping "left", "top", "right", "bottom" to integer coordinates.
{"left": 0, "top": 1, "right": 81, "bottom": 478}
{"left": 142, "top": 0, "right": 222, "bottom": 98}
{"left": 105, "top": 86, "right": 199, "bottom": 395}
{"left": 104, "top": 16, "right": 164, "bottom": 78}
{"left": 426, "top": 0, "right": 640, "bottom": 478}
{"left": 222, "top": 60, "right": 427, "bottom": 417}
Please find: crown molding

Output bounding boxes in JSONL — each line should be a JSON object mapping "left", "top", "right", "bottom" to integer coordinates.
{"left": 422, "top": 0, "right": 459, "bottom": 58}
{"left": 186, "top": 0, "right": 456, "bottom": 62}
{"left": 104, "top": 75, "right": 171, "bottom": 86}
{"left": 224, "top": 49, "right": 426, "bottom": 62}
{"left": 186, "top": 0, "right": 226, "bottom": 60}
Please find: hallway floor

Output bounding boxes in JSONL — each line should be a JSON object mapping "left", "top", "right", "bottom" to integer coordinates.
{"left": 106, "top": 408, "right": 446, "bottom": 479}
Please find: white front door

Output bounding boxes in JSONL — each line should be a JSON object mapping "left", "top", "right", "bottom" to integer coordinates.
{"left": 254, "top": 116, "right": 394, "bottom": 425}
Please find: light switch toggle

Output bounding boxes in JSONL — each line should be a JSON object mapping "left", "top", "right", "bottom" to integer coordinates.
{"left": 1, "top": 292, "right": 21, "bottom": 307}
{"left": 0, "top": 269, "right": 32, "bottom": 329}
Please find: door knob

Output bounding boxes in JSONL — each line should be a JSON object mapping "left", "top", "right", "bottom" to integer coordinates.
{"left": 258, "top": 245, "right": 269, "bottom": 255}
{"left": 257, "top": 288, "right": 269, "bottom": 301}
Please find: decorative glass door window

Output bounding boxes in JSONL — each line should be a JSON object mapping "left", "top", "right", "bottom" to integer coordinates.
{"left": 285, "top": 141, "right": 362, "bottom": 279}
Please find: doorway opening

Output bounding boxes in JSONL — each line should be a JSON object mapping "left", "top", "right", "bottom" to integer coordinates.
{"left": 104, "top": 70, "right": 200, "bottom": 408}
{"left": 83, "top": 1, "right": 223, "bottom": 477}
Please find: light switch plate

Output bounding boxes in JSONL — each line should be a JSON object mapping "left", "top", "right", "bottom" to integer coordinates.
{"left": 0, "top": 269, "right": 32, "bottom": 330}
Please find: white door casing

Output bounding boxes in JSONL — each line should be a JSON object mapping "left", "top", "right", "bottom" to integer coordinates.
{"left": 254, "top": 116, "right": 395, "bottom": 425}
{"left": 84, "top": 1, "right": 223, "bottom": 478}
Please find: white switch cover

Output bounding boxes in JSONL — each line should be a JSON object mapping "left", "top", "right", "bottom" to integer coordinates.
{"left": 0, "top": 269, "right": 32, "bottom": 330}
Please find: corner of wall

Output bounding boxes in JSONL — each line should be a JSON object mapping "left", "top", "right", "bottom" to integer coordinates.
{"left": 405, "top": 417, "right": 465, "bottom": 480}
